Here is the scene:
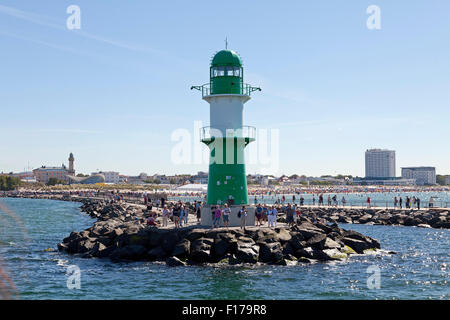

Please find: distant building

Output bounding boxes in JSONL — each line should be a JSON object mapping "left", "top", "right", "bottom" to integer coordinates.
{"left": 93, "top": 171, "right": 120, "bottom": 184}
{"left": 401, "top": 167, "right": 436, "bottom": 185}
{"left": 33, "top": 153, "right": 75, "bottom": 184}
{"left": 127, "top": 173, "right": 149, "bottom": 185}
{"left": 68, "top": 173, "right": 105, "bottom": 185}
{"left": 119, "top": 175, "right": 128, "bottom": 184}
{"left": 33, "top": 166, "right": 68, "bottom": 184}
{"left": 192, "top": 171, "right": 208, "bottom": 184}
{"left": 365, "top": 149, "right": 396, "bottom": 178}
{"left": 446, "top": 176, "right": 450, "bottom": 185}
{"left": 68, "top": 153, "right": 75, "bottom": 175}
{"left": 353, "top": 177, "right": 416, "bottom": 186}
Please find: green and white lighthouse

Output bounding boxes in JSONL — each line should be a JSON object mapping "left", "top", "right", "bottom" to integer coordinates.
{"left": 192, "top": 47, "right": 260, "bottom": 224}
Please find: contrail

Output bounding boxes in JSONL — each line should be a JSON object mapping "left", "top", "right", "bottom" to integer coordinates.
{"left": 0, "top": 4, "right": 162, "bottom": 54}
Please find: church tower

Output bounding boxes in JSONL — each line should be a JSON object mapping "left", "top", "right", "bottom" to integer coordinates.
{"left": 68, "top": 153, "right": 75, "bottom": 175}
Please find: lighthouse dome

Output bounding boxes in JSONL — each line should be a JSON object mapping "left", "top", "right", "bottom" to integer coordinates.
{"left": 211, "top": 50, "right": 242, "bottom": 67}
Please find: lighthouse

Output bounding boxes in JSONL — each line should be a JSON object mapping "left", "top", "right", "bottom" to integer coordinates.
{"left": 192, "top": 47, "right": 260, "bottom": 226}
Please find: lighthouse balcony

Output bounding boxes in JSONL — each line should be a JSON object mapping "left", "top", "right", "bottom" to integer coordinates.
{"left": 200, "top": 126, "right": 256, "bottom": 144}
{"left": 191, "top": 83, "right": 261, "bottom": 98}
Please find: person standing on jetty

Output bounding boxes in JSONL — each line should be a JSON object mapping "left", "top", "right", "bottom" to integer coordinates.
{"left": 394, "top": 197, "right": 398, "bottom": 208}
{"left": 183, "top": 205, "right": 189, "bottom": 225}
{"left": 162, "top": 205, "right": 169, "bottom": 227}
{"left": 223, "top": 204, "right": 231, "bottom": 229}
{"left": 399, "top": 197, "right": 403, "bottom": 209}
{"left": 268, "top": 206, "right": 277, "bottom": 228}
{"left": 213, "top": 206, "right": 222, "bottom": 229}
{"left": 367, "top": 197, "right": 371, "bottom": 208}
{"left": 179, "top": 206, "right": 185, "bottom": 227}
{"left": 256, "top": 204, "right": 263, "bottom": 227}
{"left": 196, "top": 202, "right": 202, "bottom": 223}
{"left": 417, "top": 197, "right": 421, "bottom": 210}
{"left": 263, "top": 204, "right": 269, "bottom": 224}
{"left": 295, "top": 206, "right": 301, "bottom": 224}
{"left": 342, "top": 196, "right": 346, "bottom": 207}
{"left": 173, "top": 204, "right": 181, "bottom": 228}
{"left": 286, "top": 203, "right": 295, "bottom": 227}
{"left": 238, "top": 206, "right": 248, "bottom": 230}
{"left": 211, "top": 206, "right": 216, "bottom": 228}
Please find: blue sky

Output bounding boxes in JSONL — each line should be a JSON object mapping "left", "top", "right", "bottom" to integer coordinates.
{"left": 0, "top": 0, "right": 449, "bottom": 177}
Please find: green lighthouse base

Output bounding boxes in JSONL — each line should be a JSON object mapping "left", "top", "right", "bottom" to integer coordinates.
{"left": 200, "top": 205, "right": 256, "bottom": 228}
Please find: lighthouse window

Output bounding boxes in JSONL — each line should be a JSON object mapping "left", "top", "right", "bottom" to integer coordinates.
{"left": 212, "top": 67, "right": 225, "bottom": 77}
{"left": 226, "top": 67, "right": 235, "bottom": 76}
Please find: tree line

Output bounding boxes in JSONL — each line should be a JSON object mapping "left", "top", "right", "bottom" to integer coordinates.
{"left": 0, "top": 175, "right": 21, "bottom": 191}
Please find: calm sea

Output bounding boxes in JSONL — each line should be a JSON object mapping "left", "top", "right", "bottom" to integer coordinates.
{"left": 0, "top": 198, "right": 448, "bottom": 299}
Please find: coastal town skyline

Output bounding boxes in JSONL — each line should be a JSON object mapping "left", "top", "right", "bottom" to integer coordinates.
{"left": 1, "top": 1, "right": 449, "bottom": 177}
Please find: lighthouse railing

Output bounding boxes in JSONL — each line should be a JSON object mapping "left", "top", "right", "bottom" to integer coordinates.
{"left": 191, "top": 83, "right": 261, "bottom": 98}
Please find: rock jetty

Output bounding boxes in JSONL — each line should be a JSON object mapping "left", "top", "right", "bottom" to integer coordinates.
{"left": 57, "top": 200, "right": 383, "bottom": 266}
{"left": 291, "top": 207, "right": 450, "bottom": 229}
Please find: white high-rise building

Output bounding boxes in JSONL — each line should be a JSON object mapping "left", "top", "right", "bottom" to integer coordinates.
{"left": 401, "top": 167, "right": 436, "bottom": 185}
{"left": 365, "top": 149, "right": 396, "bottom": 178}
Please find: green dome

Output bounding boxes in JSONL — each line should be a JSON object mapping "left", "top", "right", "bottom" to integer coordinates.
{"left": 211, "top": 50, "right": 242, "bottom": 67}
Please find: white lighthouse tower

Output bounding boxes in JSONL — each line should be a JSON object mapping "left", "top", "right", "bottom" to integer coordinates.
{"left": 192, "top": 47, "right": 261, "bottom": 226}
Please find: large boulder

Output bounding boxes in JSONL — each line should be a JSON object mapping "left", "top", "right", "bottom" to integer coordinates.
{"left": 274, "top": 228, "right": 292, "bottom": 243}
{"left": 185, "top": 229, "right": 207, "bottom": 242}
{"left": 289, "top": 233, "right": 306, "bottom": 250}
{"left": 306, "top": 234, "right": 327, "bottom": 250}
{"left": 294, "top": 247, "right": 314, "bottom": 259}
{"left": 161, "top": 232, "right": 180, "bottom": 253}
{"left": 171, "top": 239, "right": 190, "bottom": 258}
{"left": 342, "top": 238, "right": 373, "bottom": 254}
{"left": 213, "top": 236, "right": 235, "bottom": 259}
{"left": 148, "top": 229, "right": 169, "bottom": 248}
{"left": 296, "top": 223, "right": 324, "bottom": 240}
{"left": 324, "top": 237, "right": 341, "bottom": 249}
{"left": 235, "top": 244, "right": 259, "bottom": 264}
{"left": 110, "top": 244, "right": 148, "bottom": 261}
{"left": 148, "top": 246, "right": 167, "bottom": 261}
{"left": 258, "top": 242, "right": 283, "bottom": 263}
{"left": 190, "top": 238, "right": 213, "bottom": 262}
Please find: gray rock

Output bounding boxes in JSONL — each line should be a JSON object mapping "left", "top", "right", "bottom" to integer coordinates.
{"left": 306, "top": 234, "right": 327, "bottom": 250}
{"left": 342, "top": 238, "right": 373, "bottom": 254}
{"left": 172, "top": 239, "right": 190, "bottom": 258}
{"left": 236, "top": 243, "right": 259, "bottom": 264}
{"left": 148, "top": 246, "right": 167, "bottom": 261}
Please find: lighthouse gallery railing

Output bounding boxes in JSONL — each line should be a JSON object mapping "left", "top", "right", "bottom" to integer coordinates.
{"left": 191, "top": 83, "right": 261, "bottom": 98}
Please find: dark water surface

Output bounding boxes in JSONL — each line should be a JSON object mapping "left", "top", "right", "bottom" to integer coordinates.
{"left": 0, "top": 198, "right": 448, "bottom": 299}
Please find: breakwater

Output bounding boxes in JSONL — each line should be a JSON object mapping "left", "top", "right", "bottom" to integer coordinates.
{"left": 55, "top": 199, "right": 385, "bottom": 266}
{"left": 292, "top": 207, "right": 450, "bottom": 229}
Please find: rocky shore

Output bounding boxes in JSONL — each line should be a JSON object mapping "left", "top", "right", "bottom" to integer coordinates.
{"left": 57, "top": 200, "right": 385, "bottom": 266}
{"left": 290, "top": 207, "right": 450, "bottom": 229}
